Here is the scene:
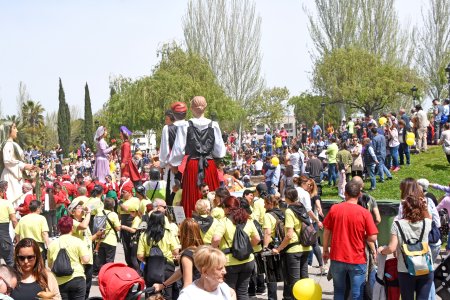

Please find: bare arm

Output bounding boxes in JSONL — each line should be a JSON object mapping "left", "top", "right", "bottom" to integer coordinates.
{"left": 211, "top": 234, "right": 222, "bottom": 248}
{"left": 378, "top": 234, "right": 398, "bottom": 255}
{"left": 153, "top": 269, "right": 182, "bottom": 292}
{"left": 372, "top": 207, "right": 381, "bottom": 225}
{"left": 9, "top": 214, "right": 17, "bottom": 228}
{"left": 42, "top": 231, "right": 50, "bottom": 249}
{"left": 322, "top": 228, "right": 331, "bottom": 264}
{"left": 263, "top": 228, "right": 272, "bottom": 248}
{"left": 81, "top": 255, "right": 90, "bottom": 264}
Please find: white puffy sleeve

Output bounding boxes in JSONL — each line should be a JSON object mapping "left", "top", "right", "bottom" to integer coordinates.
{"left": 159, "top": 125, "right": 170, "bottom": 168}
{"left": 168, "top": 125, "right": 188, "bottom": 167}
{"left": 212, "top": 121, "right": 226, "bottom": 159}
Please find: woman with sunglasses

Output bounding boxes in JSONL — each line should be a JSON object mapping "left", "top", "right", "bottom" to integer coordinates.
{"left": 11, "top": 238, "right": 61, "bottom": 299}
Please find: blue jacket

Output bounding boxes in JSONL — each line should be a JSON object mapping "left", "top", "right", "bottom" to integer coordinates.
{"left": 372, "top": 134, "right": 386, "bottom": 158}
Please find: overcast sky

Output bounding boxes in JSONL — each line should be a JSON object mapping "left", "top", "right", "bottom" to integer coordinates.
{"left": 0, "top": 0, "right": 423, "bottom": 117}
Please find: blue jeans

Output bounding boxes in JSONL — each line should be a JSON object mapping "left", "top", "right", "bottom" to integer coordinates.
{"left": 328, "top": 163, "right": 337, "bottom": 186}
{"left": 390, "top": 145, "right": 399, "bottom": 168}
{"left": 330, "top": 260, "right": 367, "bottom": 300}
{"left": 266, "top": 145, "right": 272, "bottom": 156}
{"left": 366, "top": 164, "right": 376, "bottom": 189}
{"left": 377, "top": 157, "right": 392, "bottom": 181}
{"left": 399, "top": 143, "right": 410, "bottom": 165}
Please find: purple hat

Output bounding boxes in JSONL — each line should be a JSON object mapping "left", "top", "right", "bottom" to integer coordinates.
{"left": 120, "top": 126, "right": 132, "bottom": 137}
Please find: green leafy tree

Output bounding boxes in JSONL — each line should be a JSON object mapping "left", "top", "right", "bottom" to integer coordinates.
{"left": 84, "top": 83, "right": 94, "bottom": 150}
{"left": 57, "top": 78, "right": 71, "bottom": 157}
{"left": 289, "top": 93, "right": 342, "bottom": 128}
{"left": 313, "top": 47, "right": 424, "bottom": 115}
{"left": 104, "top": 44, "right": 243, "bottom": 141}
{"left": 247, "top": 87, "right": 289, "bottom": 127}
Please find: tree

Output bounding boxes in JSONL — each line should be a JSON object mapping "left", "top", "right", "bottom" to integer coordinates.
{"left": 313, "top": 47, "right": 424, "bottom": 115}
{"left": 43, "top": 112, "right": 58, "bottom": 151}
{"left": 289, "top": 92, "right": 342, "bottom": 128}
{"left": 20, "top": 100, "right": 45, "bottom": 148}
{"left": 104, "top": 44, "right": 244, "bottom": 142}
{"left": 183, "top": 0, "right": 264, "bottom": 108}
{"left": 247, "top": 87, "right": 289, "bottom": 127}
{"left": 84, "top": 83, "right": 94, "bottom": 150}
{"left": 16, "top": 82, "right": 30, "bottom": 120}
{"left": 417, "top": 0, "right": 450, "bottom": 99}
{"left": 57, "top": 78, "right": 71, "bottom": 157}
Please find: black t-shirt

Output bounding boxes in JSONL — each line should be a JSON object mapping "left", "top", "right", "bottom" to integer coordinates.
{"left": 180, "top": 249, "right": 201, "bottom": 283}
{"left": 10, "top": 281, "right": 42, "bottom": 299}
{"left": 301, "top": 128, "right": 308, "bottom": 141}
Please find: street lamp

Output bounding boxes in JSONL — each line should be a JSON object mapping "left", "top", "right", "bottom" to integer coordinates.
{"left": 411, "top": 86, "right": 418, "bottom": 107}
{"left": 321, "top": 102, "right": 326, "bottom": 136}
{"left": 445, "top": 63, "right": 450, "bottom": 98}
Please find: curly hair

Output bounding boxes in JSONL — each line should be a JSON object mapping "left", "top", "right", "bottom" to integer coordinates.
{"left": 223, "top": 196, "right": 249, "bottom": 225}
{"left": 402, "top": 195, "right": 428, "bottom": 223}
{"left": 14, "top": 238, "right": 49, "bottom": 291}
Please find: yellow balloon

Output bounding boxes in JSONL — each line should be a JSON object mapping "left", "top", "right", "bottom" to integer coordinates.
{"left": 379, "top": 117, "right": 387, "bottom": 126}
{"left": 271, "top": 156, "right": 280, "bottom": 167}
{"left": 406, "top": 138, "right": 414, "bottom": 146}
{"left": 292, "top": 278, "right": 316, "bottom": 300}
{"left": 406, "top": 132, "right": 415, "bottom": 140}
{"left": 312, "top": 283, "right": 322, "bottom": 300}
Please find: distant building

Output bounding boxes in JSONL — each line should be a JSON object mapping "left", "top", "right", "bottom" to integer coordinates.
{"left": 253, "top": 114, "right": 296, "bottom": 142}
{"left": 132, "top": 130, "right": 157, "bottom": 154}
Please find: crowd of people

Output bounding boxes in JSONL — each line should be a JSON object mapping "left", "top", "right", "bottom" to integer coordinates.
{"left": 0, "top": 97, "right": 448, "bottom": 300}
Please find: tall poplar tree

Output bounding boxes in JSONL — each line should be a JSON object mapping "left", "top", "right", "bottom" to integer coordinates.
{"left": 57, "top": 78, "right": 71, "bottom": 156}
{"left": 84, "top": 83, "right": 94, "bottom": 149}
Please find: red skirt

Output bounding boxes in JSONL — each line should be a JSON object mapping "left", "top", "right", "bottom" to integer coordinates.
{"left": 181, "top": 158, "right": 219, "bottom": 218}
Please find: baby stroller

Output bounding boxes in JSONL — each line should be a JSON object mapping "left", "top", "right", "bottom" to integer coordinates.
{"left": 89, "top": 263, "right": 156, "bottom": 300}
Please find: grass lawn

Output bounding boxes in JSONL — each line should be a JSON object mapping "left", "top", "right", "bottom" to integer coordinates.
{"left": 321, "top": 145, "right": 450, "bottom": 201}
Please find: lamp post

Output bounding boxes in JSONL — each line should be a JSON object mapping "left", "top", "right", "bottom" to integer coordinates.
{"left": 445, "top": 63, "right": 450, "bottom": 98}
{"left": 321, "top": 102, "right": 326, "bottom": 136}
{"left": 411, "top": 86, "right": 418, "bottom": 107}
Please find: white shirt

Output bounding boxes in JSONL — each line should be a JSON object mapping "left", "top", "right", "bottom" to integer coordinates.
{"left": 178, "top": 281, "right": 232, "bottom": 300}
{"left": 159, "top": 120, "right": 188, "bottom": 168}
{"left": 254, "top": 160, "right": 263, "bottom": 171}
{"left": 169, "top": 117, "right": 226, "bottom": 166}
{"left": 289, "top": 152, "right": 300, "bottom": 173}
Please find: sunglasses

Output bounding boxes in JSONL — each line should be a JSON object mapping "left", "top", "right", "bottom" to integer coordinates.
{"left": 0, "top": 277, "right": 12, "bottom": 295}
{"left": 17, "top": 255, "right": 36, "bottom": 262}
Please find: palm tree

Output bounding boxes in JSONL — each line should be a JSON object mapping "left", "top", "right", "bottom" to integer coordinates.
{"left": 20, "top": 100, "right": 46, "bottom": 148}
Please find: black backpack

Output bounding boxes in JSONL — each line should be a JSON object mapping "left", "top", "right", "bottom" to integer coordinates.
{"left": 284, "top": 204, "right": 317, "bottom": 250}
{"left": 269, "top": 210, "right": 286, "bottom": 246}
{"left": 144, "top": 241, "right": 166, "bottom": 286}
{"left": 51, "top": 241, "right": 74, "bottom": 277}
{"left": 253, "top": 219, "right": 264, "bottom": 246}
{"left": 224, "top": 223, "right": 253, "bottom": 261}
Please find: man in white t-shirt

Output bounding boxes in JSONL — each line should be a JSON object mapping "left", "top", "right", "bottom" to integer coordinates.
{"left": 287, "top": 145, "right": 301, "bottom": 175}
{"left": 254, "top": 156, "right": 263, "bottom": 176}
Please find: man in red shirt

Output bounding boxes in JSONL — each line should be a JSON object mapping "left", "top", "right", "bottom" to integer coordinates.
{"left": 323, "top": 180, "right": 378, "bottom": 300}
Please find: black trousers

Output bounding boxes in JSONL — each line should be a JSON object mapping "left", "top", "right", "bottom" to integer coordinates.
{"left": 0, "top": 224, "right": 13, "bottom": 267}
{"left": 43, "top": 210, "right": 57, "bottom": 237}
{"left": 94, "top": 243, "right": 116, "bottom": 274}
{"left": 282, "top": 251, "right": 310, "bottom": 300}
{"left": 225, "top": 260, "right": 255, "bottom": 300}
{"left": 59, "top": 277, "right": 86, "bottom": 300}
{"left": 84, "top": 264, "right": 93, "bottom": 300}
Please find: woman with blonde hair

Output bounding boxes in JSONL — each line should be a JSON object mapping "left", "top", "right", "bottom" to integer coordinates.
{"left": 153, "top": 218, "right": 204, "bottom": 292}
{"left": 178, "top": 245, "right": 236, "bottom": 300}
{"left": 194, "top": 199, "right": 220, "bottom": 245}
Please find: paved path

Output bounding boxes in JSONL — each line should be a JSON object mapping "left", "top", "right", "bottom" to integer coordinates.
{"left": 89, "top": 244, "right": 446, "bottom": 299}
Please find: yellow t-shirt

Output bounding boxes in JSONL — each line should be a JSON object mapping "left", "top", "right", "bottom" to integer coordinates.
{"left": 275, "top": 136, "right": 282, "bottom": 148}
{"left": 119, "top": 197, "right": 140, "bottom": 215}
{"left": 263, "top": 212, "right": 277, "bottom": 245}
{"left": 172, "top": 189, "right": 183, "bottom": 206}
{"left": 137, "top": 229, "right": 179, "bottom": 263}
{"left": 211, "top": 207, "right": 225, "bottom": 221}
{"left": 198, "top": 215, "right": 219, "bottom": 245}
{"left": 216, "top": 218, "right": 258, "bottom": 266}
{"left": 15, "top": 213, "right": 49, "bottom": 248}
{"left": 96, "top": 210, "right": 121, "bottom": 246}
{"left": 0, "top": 200, "right": 14, "bottom": 223}
{"left": 252, "top": 198, "right": 266, "bottom": 225}
{"left": 138, "top": 199, "right": 152, "bottom": 216}
{"left": 72, "top": 220, "right": 93, "bottom": 265}
{"left": 48, "top": 234, "right": 90, "bottom": 285}
{"left": 284, "top": 208, "right": 312, "bottom": 253}
{"left": 83, "top": 197, "right": 104, "bottom": 216}
{"left": 131, "top": 216, "right": 142, "bottom": 229}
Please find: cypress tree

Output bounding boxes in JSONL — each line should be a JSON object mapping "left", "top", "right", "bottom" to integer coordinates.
{"left": 84, "top": 83, "right": 94, "bottom": 150}
{"left": 57, "top": 78, "right": 71, "bottom": 157}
